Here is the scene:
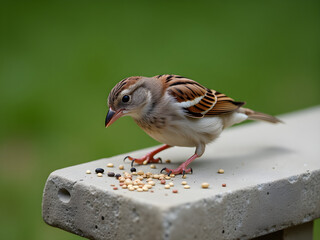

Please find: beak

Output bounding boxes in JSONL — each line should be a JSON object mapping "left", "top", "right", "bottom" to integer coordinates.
{"left": 105, "top": 108, "right": 124, "bottom": 128}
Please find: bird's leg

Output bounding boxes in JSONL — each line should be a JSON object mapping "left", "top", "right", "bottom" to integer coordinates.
{"left": 124, "top": 144, "right": 171, "bottom": 166}
{"left": 161, "top": 154, "right": 199, "bottom": 175}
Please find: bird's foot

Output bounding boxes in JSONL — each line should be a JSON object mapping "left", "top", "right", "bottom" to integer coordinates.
{"left": 124, "top": 154, "right": 162, "bottom": 167}
{"left": 160, "top": 164, "right": 193, "bottom": 176}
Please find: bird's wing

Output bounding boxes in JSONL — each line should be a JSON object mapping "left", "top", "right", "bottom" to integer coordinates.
{"left": 156, "top": 74, "right": 245, "bottom": 118}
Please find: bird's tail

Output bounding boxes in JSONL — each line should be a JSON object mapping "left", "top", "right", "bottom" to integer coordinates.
{"left": 239, "top": 107, "right": 283, "bottom": 124}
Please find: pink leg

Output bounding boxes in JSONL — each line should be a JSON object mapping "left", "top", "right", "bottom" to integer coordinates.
{"left": 161, "top": 154, "right": 199, "bottom": 176}
{"left": 124, "top": 144, "right": 171, "bottom": 166}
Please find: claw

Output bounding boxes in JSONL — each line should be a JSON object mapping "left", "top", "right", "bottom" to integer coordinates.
{"left": 123, "top": 156, "right": 129, "bottom": 162}
{"left": 168, "top": 170, "right": 172, "bottom": 176}
{"left": 190, "top": 168, "right": 193, "bottom": 174}
{"left": 158, "top": 157, "right": 162, "bottom": 163}
{"left": 131, "top": 159, "right": 135, "bottom": 167}
{"left": 160, "top": 167, "right": 167, "bottom": 173}
{"left": 182, "top": 170, "right": 185, "bottom": 177}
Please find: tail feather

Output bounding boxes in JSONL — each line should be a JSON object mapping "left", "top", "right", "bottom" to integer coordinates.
{"left": 240, "top": 108, "right": 283, "bottom": 124}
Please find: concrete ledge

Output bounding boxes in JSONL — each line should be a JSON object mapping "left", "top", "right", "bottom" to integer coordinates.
{"left": 42, "top": 106, "right": 320, "bottom": 240}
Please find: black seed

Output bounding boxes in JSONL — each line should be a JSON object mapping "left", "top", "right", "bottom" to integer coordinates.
{"left": 107, "top": 172, "right": 115, "bottom": 177}
{"left": 115, "top": 174, "right": 121, "bottom": 179}
{"left": 130, "top": 167, "right": 137, "bottom": 172}
{"left": 95, "top": 168, "right": 104, "bottom": 174}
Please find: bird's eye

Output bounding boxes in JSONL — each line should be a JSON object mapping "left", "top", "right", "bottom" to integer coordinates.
{"left": 122, "top": 95, "right": 130, "bottom": 103}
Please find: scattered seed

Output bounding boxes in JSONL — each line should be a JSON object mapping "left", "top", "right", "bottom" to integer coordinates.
{"left": 122, "top": 185, "right": 127, "bottom": 189}
{"left": 119, "top": 183, "right": 124, "bottom": 186}
{"left": 97, "top": 173, "right": 103, "bottom": 177}
{"left": 170, "top": 174, "right": 175, "bottom": 178}
{"left": 107, "top": 172, "right": 115, "bottom": 177}
{"left": 110, "top": 184, "right": 115, "bottom": 187}
{"left": 172, "top": 189, "right": 178, "bottom": 193}
{"left": 165, "top": 159, "right": 171, "bottom": 163}
{"left": 133, "top": 186, "right": 139, "bottom": 189}
{"left": 107, "top": 163, "right": 114, "bottom": 168}
{"left": 142, "top": 186, "right": 149, "bottom": 191}
{"left": 218, "top": 169, "right": 224, "bottom": 174}
{"left": 160, "top": 180, "right": 166, "bottom": 185}
{"left": 201, "top": 182, "right": 210, "bottom": 188}
{"left": 143, "top": 160, "right": 148, "bottom": 165}
{"left": 145, "top": 184, "right": 152, "bottom": 189}
{"left": 165, "top": 176, "right": 171, "bottom": 180}
{"left": 181, "top": 181, "right": 187, "bottom": 185}
{"left": 119, "top": 165, "right": 124, "bottom": 170}
{"left": 164, "top": 184, "right": 170, "bottom": 189}
{"left": 132, "top": 172, "right": 137, "bottom": 175}
{"left": 184, "top": 185, "right": 190, "bottom": 189}
{"left": 137, "top": 170, "right": 144, "bottom": 175}
{"left": 113, "top": 187, "right": 118, "bottom": 190}
{"left": 182, "top": 175, "right": 187, "bottom": 179}
{"left": 147, "top": 178, "right": 153, "bottom": 181}
{"left": 128, "top": 186, "right": 135, "bottom": 191}
{"left": 125, "top": 179, "right": 132, "bottom": 185}
{"left": 130, "top": 167, "right": 137, "bottom": 172}
{"left": 148, "top": 181, "right": 155, "bottom": 186}
{"left": 86, "top": 170, "right": 91, "bottom": 174}
{"left": 150, "top": 164, "right": 156, "bottom": 169}
{"left": 169, "top": 182, "right": 174, "bottom": 187}
{"left": 137, "top": 188, "right": 143, "bottom": 192}
{"left": 119, "top": 177, "right": 125, "bottom": 182}
{"left": 153, "top": 174, "right": 160, "bottom": 179}
{"left": 137, "top": 176, "right": 144, "bottom": 180}
{"left": 95, "top": 168, "right": 104, "bottom": 174}
{"left": 222, "top": 183, "right": 227, "bottom": 187}
{"left": 115, "top": 174, "right": 121, "bottom": 179}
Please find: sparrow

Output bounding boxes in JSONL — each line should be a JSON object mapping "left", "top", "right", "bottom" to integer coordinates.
{"left": 105, "top": 74, "right": 281, "bottom": 175}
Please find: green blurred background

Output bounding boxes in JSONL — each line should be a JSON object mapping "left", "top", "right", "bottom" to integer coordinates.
{"left": 0, "top": 0, "right": 319, "bottom": 239}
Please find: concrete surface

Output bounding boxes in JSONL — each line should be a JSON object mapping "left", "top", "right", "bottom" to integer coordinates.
{"left": 42, "top": 106, "right": 320, "bottom": 240}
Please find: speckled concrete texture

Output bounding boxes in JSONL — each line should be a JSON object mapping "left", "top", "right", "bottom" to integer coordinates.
{"left": 42, "top": 106, "right": 320, "bottom": 240}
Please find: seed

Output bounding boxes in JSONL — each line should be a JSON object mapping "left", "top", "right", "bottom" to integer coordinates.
{"left": 137, "top": 188, "right": 143, "bottom": 192}
{"left": 181, "top": 181, "right": 187, "bottom": 185}
{"left": 125, "top": 179, "right": 132, "bottom": 185}
{"left": 170, "top": 174, "right": 175, "bottom": 178}
{"left": 160, "top": 180, "right": 166, "bottom": 185}
{"left": 147, "top": 178, "right": 153, "bottom": 181}
{"left": 153, "top": 174, "right": 160, "bottom": 179}
{"left": 148, "top": 181, "right": 155, "bottom": 186}
{"left": 218, "top": 169, "right": 224, "bottom": 174}
{"left": 128, "top": 187, "right": 135, "bottom": 191}
{"left": 97, "top": 173, "right": 103, "bottom": 177}
{"left": 137, "top": 170, "right": 144, "bottom": 175}
{"left": 150, "top": 164, "right": 156, "bottom": 169}
{"left": 201, "top": 182, "right": 210, "bottom": 188}
{"left": 119, "top": 165, "right": 124, "bottom": 170}
{"left": 86, "top": 170, "right": 91, "bottom": 174}
{"left": 143, "top": 186, "right": 149, "bottom": 191}
{"left": 138, "top": 184, "right": 144, "bottom": 188}
{"left": 165, "top": 159, "right": 171, "bottom": 163}
{"left": 132, "top": 172, "right": 138, "bottom": 175}
{"left": 95, "top": 168, "right": 104, "bottom": 174}
{"left": 182, "top": 175, "right": 187, "bottom": 179}
{"left": 119, "top": 183, "right": 124, "bottom": 186}
{"left": 172, "top": 189, "right": 178, "bottom": 193}
{"left": 222, "top": 183, "right": 227, "bottom": 187}
{"left": 122, "top": 185, "right": 127, "bottom": 189}
{"left": 119, "top": 177, "right": 125, "bottom": 182}
{"left": 169, "top": 182, "right": 174, "bottom": 187}
{"left": 107, "top": 172, "right": 115, "bottom": 177}
{"left": 159, "top": 176, "right": 164, "bottom": 180}
{"left": 115, "top": 174, "right": 121, "bottom": 179}
{"left": 107, "top": 163, "right": 114, "bottom": 168}
{"left": 164, "top": 184, "right": 170, "bottom": 189}
{"left": 130, "top": 167, "right": 137, "bottom": 172}
{"left": 143, "top": 160, "right": 148, "bottom": 165}
{"left": 165, "top": 176, "right": 171, "bottom": 180}
{"left": 127, "top": 184, "right": 133, "bottom": 188}
{"left": 133, "top": 186, "right": 139, "bottom": 189}
{"left": 113, "top": 187, "right": 118, "bottom": 190}
{"left": 137, "top": 176, "right": 144, "bottom": 180}
{"left": 184, "top": 185, "right": 190, "bottom": 189}
{"left": 145, "top": 184, "right": 152, "bottom": 189}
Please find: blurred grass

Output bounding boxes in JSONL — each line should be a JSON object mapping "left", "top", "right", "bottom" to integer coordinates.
{"left": 0, "top": 0, "right": 319, "bottom": 239}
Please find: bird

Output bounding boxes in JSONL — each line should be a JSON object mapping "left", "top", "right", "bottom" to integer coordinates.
{"left": 105, "top": 74, "right": 281, "bottom": 175}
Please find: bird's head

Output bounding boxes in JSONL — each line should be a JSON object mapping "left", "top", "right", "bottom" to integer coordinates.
{"left": 105, "top": 76, "right": 156, "bottom": 127}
